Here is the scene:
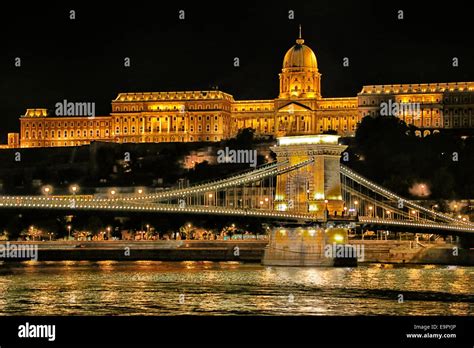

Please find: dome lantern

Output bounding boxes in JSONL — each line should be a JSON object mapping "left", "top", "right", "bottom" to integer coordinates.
{"left": 279, "top": 26, "right": 322, "bottom": 99}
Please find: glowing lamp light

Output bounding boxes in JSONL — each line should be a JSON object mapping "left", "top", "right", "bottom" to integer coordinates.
{"left": 314, "top": 193, "right": 325, "bottom": 200}
{"left": 70, "top": 185, "right": 79, "bottom": 194}
{"left": 42, "top": 186, "right": 53, "bottom": 195}
{"left": 277, "top": 134, "right": 340, "bottom": 146}
{"left": 334, "top": 234, "right": 344, "bottom": 242}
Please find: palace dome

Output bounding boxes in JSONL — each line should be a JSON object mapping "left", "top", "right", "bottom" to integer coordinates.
{"left": 283, "top": 32, "right": 317, "bottom": 70}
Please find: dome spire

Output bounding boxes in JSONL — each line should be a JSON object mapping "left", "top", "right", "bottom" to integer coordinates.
{"left": 296, "top": 25, "right": 304, "bottom": 45}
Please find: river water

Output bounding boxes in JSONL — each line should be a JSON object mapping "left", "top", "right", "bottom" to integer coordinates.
{"left": 0, "top": 261, "right": 472, "bottom": 315}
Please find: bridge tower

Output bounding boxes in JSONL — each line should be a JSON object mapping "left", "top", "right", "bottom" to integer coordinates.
{"left": 272, "top": 134, "right": 347, "bottom": 220}
{"left": 263, "top": 134, "right": 356, "bottom": 266}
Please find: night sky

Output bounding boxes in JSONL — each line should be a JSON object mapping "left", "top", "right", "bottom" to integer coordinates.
{"left": 0, "top": 0, "right": 472, "bottom": 142}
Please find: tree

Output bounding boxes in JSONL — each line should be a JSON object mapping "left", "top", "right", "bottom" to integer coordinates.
{"left": 86, "top": 216, "right": 103, "bottom": 236}
{"left": 6, "top": 215, "right": 24, "bottom": 241}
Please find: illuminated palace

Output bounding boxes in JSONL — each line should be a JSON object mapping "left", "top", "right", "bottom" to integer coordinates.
{"left": 3, "top": 29, "right": 474, "bottom": 149}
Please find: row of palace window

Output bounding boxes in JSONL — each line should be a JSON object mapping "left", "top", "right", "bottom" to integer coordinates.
{"left": 115, "top": 104, "right": 225, "bottom": 112}
{"left": 119, "top": 135, "right": 219, "bottom": 143}
{"left": 24, "top": 134, "right": 222, "bottom": 147}
{"left": 24, "top": 129, "right": 108, "bottom": 139}
{"left": 114, "top": 124, "right": 220, "bottom": 134}
{"left": 445, "top": 118, "right": 472, "bottom": 127}
{"left": 319, "top": 125, "right": 357, "bottom": 132}
{"left": 363, "top": 97, "right": 472, "bottom": 105}
{"left": 234, "top": 107, "right": 272, "bottom": 112}
{"left": 24, "top": 121, "right": 108, "bottom": 128}
{"left": 114, "top": 115, "right": 220, "bottom": 123}
{"left": 239, "top": 115, "right": 358, "bottom": 123}
{"left": 270, "top": 121, "right": 358, "bottom": 131}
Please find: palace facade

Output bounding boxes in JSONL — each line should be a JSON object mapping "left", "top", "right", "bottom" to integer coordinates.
{"left": 3, "top": 30, "right": 474, "bottom": 149}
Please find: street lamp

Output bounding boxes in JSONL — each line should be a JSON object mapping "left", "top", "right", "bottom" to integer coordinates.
{"left": 70, "top": 184, "right": 79, "bottom": 195}
{"left": 67, "top": 225, "right": 72, "bottom": 240}
{"left": 42, "top": 185, "right": 53, "bottom": 195}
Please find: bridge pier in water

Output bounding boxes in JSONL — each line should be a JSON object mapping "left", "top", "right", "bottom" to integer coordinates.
{"left": 263, "top": 135, "right": 357, "bottom": 266}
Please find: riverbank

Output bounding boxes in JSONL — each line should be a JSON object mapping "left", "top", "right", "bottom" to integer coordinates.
{"left": 0, "top": 240, "right": 266, "bottom": 262}
{"left": 0, "top": 240, "right": 473, "bottom": 265}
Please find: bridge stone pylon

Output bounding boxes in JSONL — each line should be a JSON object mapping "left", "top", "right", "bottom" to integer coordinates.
{"left": 272, "top": 134, "right": 347, "bottom": 219}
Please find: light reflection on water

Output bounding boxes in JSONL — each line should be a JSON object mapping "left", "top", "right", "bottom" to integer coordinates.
{"left": 0, "top": 261, "right": 472, "bottom": 316}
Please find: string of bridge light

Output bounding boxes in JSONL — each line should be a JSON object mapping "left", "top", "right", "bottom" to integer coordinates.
{"left": 0, "top": 199, "right": 317, "bottom": 221}
{"left": 359, "top": 217, "right": 474, "bottom": 232}
{"left": 94, "top": 160, "right": 289, "bottom": 202}
{"left": 340, "top": 165, "right": 473, "bottom": 226}
{"left": 0, "top": 159, "right": 310, "bottom": 207}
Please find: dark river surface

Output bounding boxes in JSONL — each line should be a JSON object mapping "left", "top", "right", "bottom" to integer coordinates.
{"left": 0, "top": 261, "right": 472, "bottom": 315}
